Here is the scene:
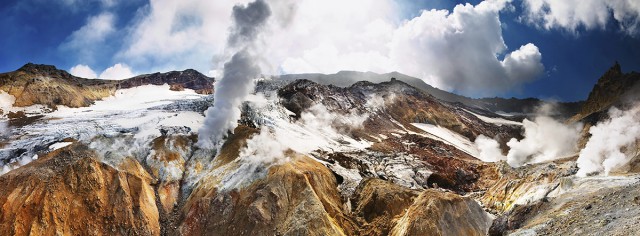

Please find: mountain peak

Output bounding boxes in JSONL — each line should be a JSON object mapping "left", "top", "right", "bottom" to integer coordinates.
{"left": 18, "top": 63, "right": 65, "bottom": 75}
{"left": 600, "top": 61, "right": 622, "bottom": 83}
{"left": 571, "top": 61, "right": 640, "bottom": 122}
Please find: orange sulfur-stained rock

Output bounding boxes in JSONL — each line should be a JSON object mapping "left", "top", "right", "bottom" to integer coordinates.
{"left": 0, "top": 143, "right": 160, "bottom": 236}
{"left": 390, "top": 189, "right": 492, "bottom": 236}
{"left": 180, "top": 155, "right": 358, "bottom": 236}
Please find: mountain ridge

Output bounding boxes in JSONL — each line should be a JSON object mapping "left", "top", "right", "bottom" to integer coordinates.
{"left": 277, "top": 70, "right": 582, "bottom": 116}
{"left": 0, "top": 63, "right": 214, "bottom": 109}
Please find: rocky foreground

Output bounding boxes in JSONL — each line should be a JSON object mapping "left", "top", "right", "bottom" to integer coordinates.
{"left": 0, "top": 63, "right": 639, "bottom": 235}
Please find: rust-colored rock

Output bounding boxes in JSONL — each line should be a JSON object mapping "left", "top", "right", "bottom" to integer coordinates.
{"left": 351, "top": 178, "right": 420, "bottom": 236}
{"left": 180, "top": 155, "right": 358, "bottom": 235}
{"left": 390, "top": 189, "right": 492, "bottom": 236}
{"left": 0, "top": 63, "right": 214, "bottom": 109}
{"left": 0, "top": 144, "right": 160, "bottom": 236}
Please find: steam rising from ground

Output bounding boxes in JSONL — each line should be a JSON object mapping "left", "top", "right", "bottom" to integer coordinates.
{"left": 506, "top": 116, "right": 582, "bottom": 166}
{"left": 577, "top": 106, "right": 640, "bottom": 176}
{"left": 198, "top": 0, "right": 272, "bottom": 149}
{"left": 474, "top": 135, "right": 506, "bottom": 162}
{"left": 300, "top": 104, "right": 368, "bottom": 135}
{"left": 365, "top": 93, "right": 396, "bottom": 111}
{"left": 219, "top": 100, "right": 369, "bottom": 190}
{"left": 220, "top": 127, "right": 290, "bottom": 190}
{"left": 475, "top": 104, "right": 583, "bottom": 166}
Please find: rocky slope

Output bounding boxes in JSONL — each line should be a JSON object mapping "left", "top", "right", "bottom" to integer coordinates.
{"left": 0, "top": 143, "right": 160, "bottom": 236}
{"left": 570, "top": 62, "right": 640, "bottom": 122}
{"left": 0, "top": 63, "right": 214, "bottom": 109}
{"left": 277, "top": 71, "right": 582, "bottom": 117}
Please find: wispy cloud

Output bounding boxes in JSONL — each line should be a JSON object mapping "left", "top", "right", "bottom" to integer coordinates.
{"left": 522, "top": 0, "right": 640, "bottom": 35}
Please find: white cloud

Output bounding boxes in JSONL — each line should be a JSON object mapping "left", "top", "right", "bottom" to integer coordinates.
{"left": 98, "top": 63, "right": 134, "bottom": 80}
{"left": 502, "top": 43, "right": 544, "bottom": 83}
{"left": 62, "top": 12, "right": 116, "bottom": 63}
{"left": 62, "top": 0, "right": 545, "bottom": 96}
{"left": 69, "top": 64, "right": 98, "bottom": 79}
{"left": 116, "top": 0, "right": 247, "bottom": 73}
{"left": 59, "top": 0, "right": 118, "bottom": 8}
{"left": 264, "top": 0, "right": 544, "bottom": 95}
{"left": 69, "top": 63, "right": 134, "bottom": 80}
{"left": 522, "top": 0, "right": 640, "bottom": 35}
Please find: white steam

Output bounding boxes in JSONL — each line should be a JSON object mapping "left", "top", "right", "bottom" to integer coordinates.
{"left": 577, "top": 106, "right": 640, "bottom": 176}
{"left": 365, "top": 93, "right": 396, "bottom": 111}
{"left": 219, "top": 100, "right": 370, "bottom": 190}
{"left": 0, "top": 154, "right": 38, "bottom": 176}
{"left": 198, "top": 51, "right": 262, "bottom": 149}
{"left": 506, "top": 116, "right": 583, "bottom": 166}
{"left": 197, "top": 0, "right": 273, "bottom": 149}
{"left": 0, "top": 91, "right": 16, "bottom": 112}
{"left": 219, "top": 127, "right": 290, "bottom": 190}
{"left": 475, "top": 106, "right": 583, "bottom": 166}
{"left": 474, "top": 135, "right": 506, "bottom": 162}
{"left": 300, "top": 103, "right": 368, "bottom": 134}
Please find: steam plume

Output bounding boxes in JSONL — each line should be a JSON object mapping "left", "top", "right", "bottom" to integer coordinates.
{"left": 197, "top": 0, "right": 272, "bottom": 149}
{"left": 475, "top": 104, "right": 583, "bottom": 166}
{"left": 577, "top": 105, "right": 640, "bottom": 176}
{"left": 474, "top": 135, "right": 506, "bottom": 162}
{"left": 506, "top": 116, "right": 583, "bottom": 166}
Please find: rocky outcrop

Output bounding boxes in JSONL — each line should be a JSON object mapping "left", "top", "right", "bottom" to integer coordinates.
{"left": 390, "top": 189, "right": 492, "bottom": 236}
{"left": 571, "top": 62, "right": 640, "bottom": 122}
{"left": 349, "top": 178, "right": 492, "bottom": 236}
{"left": 0, "top": 143, "right": 160, "bottom": 236}
{"left": 180, "top": 155, "right": 357, "bottom": 235}
{"left": 350, "top": 178, "right": 420, "bottom": 235}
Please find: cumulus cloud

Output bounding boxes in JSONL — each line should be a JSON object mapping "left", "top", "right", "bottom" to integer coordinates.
{"left": 522, "top": 0, "right": 640, "bottom": 35}
{"left": 577, "top": 106, "right": 640, "bottom": 176}
{"left": 271, "top": 0, "right": 544, "bottom": 95}
{"left": 117, "top": 0, "right": 246, "bottom": 73}
{"left": 97, "top": 63, "right": 134, "bottom": 80}
{"left": 69, "top": 64, "right": 98, "bottom": 79}
{"left": 388, "top": 1, "right": 544, "bottom": 95}
{"left": 61, "top": 0, "right": 545, "bottom": 96}
{"left": 69, "top": 63, "right": 134, "bottom": 80}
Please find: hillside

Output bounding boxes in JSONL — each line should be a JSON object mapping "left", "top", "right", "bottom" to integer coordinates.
{"left": 277, "top": 71, "right": 582, "bottom": 117}
{"left": 0, "top": 63, "right": 214, "bottom": 109}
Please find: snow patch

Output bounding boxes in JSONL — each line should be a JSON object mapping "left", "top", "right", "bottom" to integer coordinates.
{"left": 465, "top": 109, "right": 522, "bottom": 126}
{"left": 49, "top": 142, "right": 72, "bottom": 151}
{"left": 411, "top": 123, "right": 479, "bottom": 156}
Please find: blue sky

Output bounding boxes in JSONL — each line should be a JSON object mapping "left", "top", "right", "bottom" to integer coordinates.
{"left": 1, "top": 0, "right": 639, "bottom": 102}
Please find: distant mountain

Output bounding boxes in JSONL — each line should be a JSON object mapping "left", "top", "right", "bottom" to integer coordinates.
{"left": 277, "top": 71, "right": 582, "bottom": 117}
{"left": 570, "top": 62, "right": 640, "bottom": 122}
{"left": 0, "top": 63, "right": 214, "bottom": 109}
